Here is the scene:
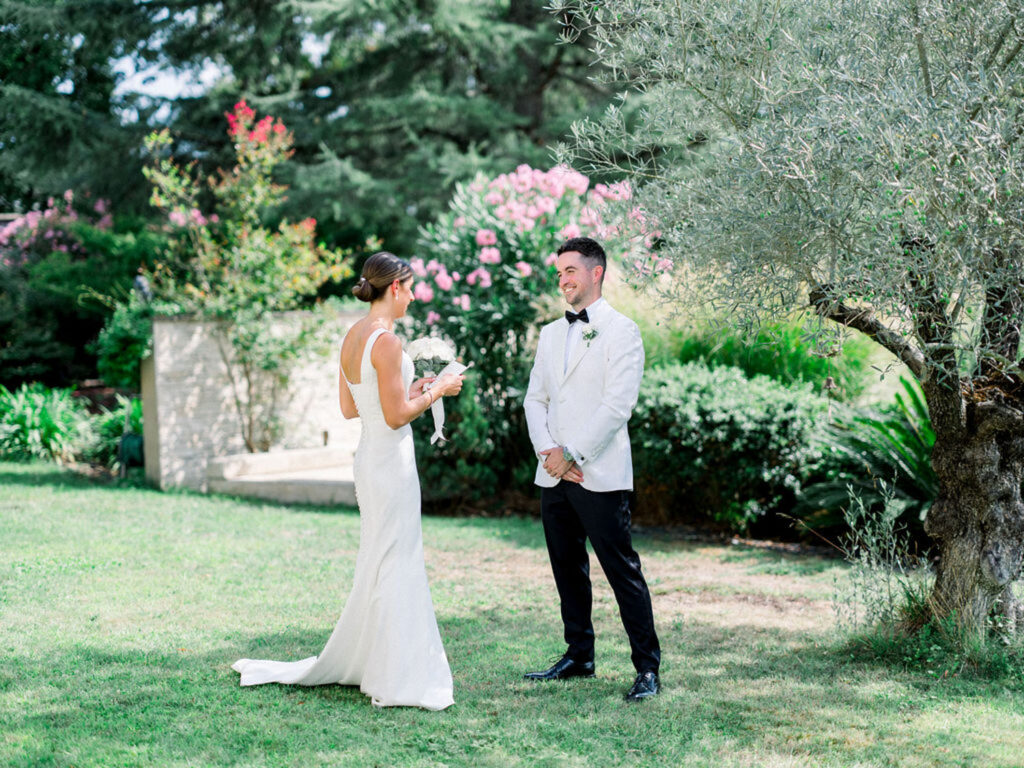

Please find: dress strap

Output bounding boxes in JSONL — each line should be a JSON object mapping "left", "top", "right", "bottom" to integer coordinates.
{"left": 360, "top": 328, "right": 390, "bottom": 381}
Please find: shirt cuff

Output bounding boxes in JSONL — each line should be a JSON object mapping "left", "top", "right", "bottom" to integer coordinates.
{"left": 563, "top": 444, "right": 585, "bottom": 466}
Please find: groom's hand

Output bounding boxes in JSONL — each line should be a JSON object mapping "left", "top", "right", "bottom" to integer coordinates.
{"left": 540, "top": 447, "right": 583, "bottom": 483}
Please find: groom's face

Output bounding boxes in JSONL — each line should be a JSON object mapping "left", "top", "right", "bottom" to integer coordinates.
{"left": 556, "top": 250, "right": 602, "bottom": 309}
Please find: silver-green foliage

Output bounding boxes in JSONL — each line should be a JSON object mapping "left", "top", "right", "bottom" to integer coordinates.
{"left": 554, "top": 0, "right": 1024, "bottom": 374}
{"left": 834, "top": 482, "right": 931, "bottom": 633}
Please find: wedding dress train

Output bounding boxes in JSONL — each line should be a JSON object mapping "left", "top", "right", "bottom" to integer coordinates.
{"left": 232, "top": 328, "right": 454, "bottom": 710}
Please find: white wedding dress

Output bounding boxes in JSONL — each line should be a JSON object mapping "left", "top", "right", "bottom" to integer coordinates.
{"left": 232, "top": 328, "right": 455, "bottom": 710}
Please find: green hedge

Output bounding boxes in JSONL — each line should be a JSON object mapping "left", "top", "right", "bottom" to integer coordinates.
{"left": 630, "top": 362, "right": 830, "bottom": 531}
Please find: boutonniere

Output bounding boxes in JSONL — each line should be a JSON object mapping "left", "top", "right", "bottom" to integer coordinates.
{"left": 583, "top": 327, "right": 599, "bottom": 347}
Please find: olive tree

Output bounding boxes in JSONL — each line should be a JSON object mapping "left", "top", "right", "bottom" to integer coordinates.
{"left": 555, "top": 0, "right": 1024, "bottom": 638}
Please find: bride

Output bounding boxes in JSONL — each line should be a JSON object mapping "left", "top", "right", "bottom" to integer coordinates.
{"left": 232, "top": 251, "right": 464, "bottom": 710}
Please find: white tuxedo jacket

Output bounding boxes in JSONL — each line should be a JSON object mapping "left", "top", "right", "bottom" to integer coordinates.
{"left": 524, "top": 299, "right": 644, "bottom": 492}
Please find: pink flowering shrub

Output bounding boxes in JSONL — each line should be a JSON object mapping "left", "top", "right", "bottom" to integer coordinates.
{"left": 406, "top": 163, "right": 659, "bottom": 501}
{"left": 0, "top": 190, "right": 113, "bottom": 270}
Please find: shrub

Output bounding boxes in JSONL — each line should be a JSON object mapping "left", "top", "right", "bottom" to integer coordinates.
{"left": 0, "top": 196, "right": 154, "bottom": 388}
{"left": 670, "top": 316, "right": 876, "bottom": 401}
{"left": 0, "top": 383, "right": 91, "bottom": 462}
{"left": 79, "top": 394, "right": 144, "bottom": 469}
{"left": 630, "top": 362, "right": 829, "bottom": 531}
{"left": 93, "top": 297, "right": 158, "bottom": 390}
{"left": 798, "top": 377, "right": 937, "bottom": 541}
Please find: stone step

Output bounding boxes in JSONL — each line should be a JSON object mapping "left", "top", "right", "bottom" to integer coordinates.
{"left": 207, "top": 446, "right": 355, "bottom": 480}
{"left": 206, "top": 447, "right": 357, "bottom": 507}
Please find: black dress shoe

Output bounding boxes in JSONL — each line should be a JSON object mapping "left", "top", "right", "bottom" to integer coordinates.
{"left": 523, "top": 656, "right": 596, "bottom": 681}
{"left": 625, "top": 670, "right": 660, "bottom": 701}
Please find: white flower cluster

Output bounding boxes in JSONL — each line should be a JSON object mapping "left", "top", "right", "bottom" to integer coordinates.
{"left": 405, "top": 336, "right": 456, "bottom": 362}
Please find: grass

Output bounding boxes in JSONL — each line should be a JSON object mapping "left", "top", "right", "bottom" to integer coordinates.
{"left": 2, "top": 461, "right": 1024, "bottom": 768}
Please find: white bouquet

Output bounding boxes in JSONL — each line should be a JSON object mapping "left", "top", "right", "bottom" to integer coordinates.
{"left": 404, "top": 336, "right": 470, "bottom": 445}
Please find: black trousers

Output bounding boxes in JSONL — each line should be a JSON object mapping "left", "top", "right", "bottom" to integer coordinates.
{"left": 541, "top": 481, "right": 660, "bottom": 673}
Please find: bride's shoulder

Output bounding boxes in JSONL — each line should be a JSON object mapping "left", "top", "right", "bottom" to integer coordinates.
{"left": 369, "top": 329, "right": 402, "bottom": 359}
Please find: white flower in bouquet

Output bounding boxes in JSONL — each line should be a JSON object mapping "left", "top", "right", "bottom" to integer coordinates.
{"left": 406, "top": 337, "right": 457, "bottom": 377}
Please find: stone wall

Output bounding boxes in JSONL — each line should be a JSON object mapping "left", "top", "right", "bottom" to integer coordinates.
{"left": 142, "top": 310, "right": 364, "bottom": 490}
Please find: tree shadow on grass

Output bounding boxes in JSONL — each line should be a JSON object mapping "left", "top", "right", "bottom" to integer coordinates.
{"left": 0, "top": 467, "right": 107, "bottom": 490}
{"left": 4, "top": 615, "right": 1022, "bottom": 768}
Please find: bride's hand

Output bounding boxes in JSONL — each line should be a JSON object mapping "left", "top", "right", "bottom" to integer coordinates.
{"left": 409, "top": 377, "right": 435, "bottom": 399}
{"left": 434, "top": 373, "right": 465, "bottom": 397}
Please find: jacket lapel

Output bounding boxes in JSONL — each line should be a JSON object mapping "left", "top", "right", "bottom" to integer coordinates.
{"left": 561, "top": 321, "right": 598, "bottom": 383}
{"left": 553, "top": 319, "right": 569, "bottom": 381}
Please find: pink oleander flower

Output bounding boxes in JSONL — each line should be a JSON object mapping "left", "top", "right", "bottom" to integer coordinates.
{"left": 484, "top": 192, "right": 504, "bottom": 206}
{"left": 545, "top": 252, "right": 559, "bottom": 266}
{"left": 93, "top": 199, "right": 109, "bottom": 214}
{"left": 96, "top": 214, "right": 113, "bottom": 230}
{"left": 435, "top": 270, "right": 454, "bottom": 291}
{"left": 515, "top": 261, "right": 533, "bottom": 277}
{"left": 189, "top": 208, "right": 208, "bottom": 226}
{"left": 169, "top": 210, "right": 188, "bottom": 227}
{"left": 210, "top": 214, "right": 220, "bottom": 223}
{"left": 466, "top": 267, "right": 492, "bottom": 288}
{"left": 414, "top": 282, "right": 434, "bottom": 301}
{"left": 454, "top": 294, "right": 471, "bottom": 311}
{"left": 558, "top": 223, "right": 581, "bottom": 240}
{"left": 63, "top": 189, "right": 74, "bottom": 204}
{"left": 453, "top": 216, "right": 466, "bottom": 228}
{"left": 452, "top": 271, "right": 461, "bottom": 281}
{"left": 478, "top": 247, "right": 501, "bottom": 264}
{"left": 535, "top": 196, "right": 557, "bottom": 215}
{"left": 594, "top": 180, "right": 632, "bottom": 201}
{"left": 656, "top": 258, "right": 673, "bottom": 273}
{"left": 426, "top": 259, "right": 442, "bottom": 274}
{"left": 410, "top": 257, "right": 427, "bottom": 277}
{"left": 579, "top": 206, "right": 602, "bottom": 228}
{"left": 426, "top": 310, "right": 441, "bottom": 325}
{"left": 475, "top": 228, "right": 497, "bottom": 246}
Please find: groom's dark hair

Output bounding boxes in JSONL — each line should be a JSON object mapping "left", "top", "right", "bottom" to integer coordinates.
{"left": 557, "top": 237, "right": 606, "bottom": 282}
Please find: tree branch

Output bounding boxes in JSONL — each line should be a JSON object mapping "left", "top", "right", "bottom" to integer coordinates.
{"left": 809, "top": 284, "right": 925, "bottom": 377}
{"left": 911, "top": 0, "right": 934, "bottom": 99}
{"left": 979, "top": 248, "right": 1024, "bottom": 364}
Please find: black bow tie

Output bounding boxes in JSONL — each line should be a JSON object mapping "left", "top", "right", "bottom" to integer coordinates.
{"left": 565, "top": 308, "right": 589, "bottom": 324}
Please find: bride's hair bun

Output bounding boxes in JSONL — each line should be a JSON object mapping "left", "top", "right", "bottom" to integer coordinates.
{"left": 352, "top": 276, "right": 380, "bottom": 302}
{"left": 352, "top": 251, "right": 414, "bottom": 303}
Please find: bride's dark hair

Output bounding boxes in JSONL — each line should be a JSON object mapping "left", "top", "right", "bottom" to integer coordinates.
{"left": 352, "top": 251, "right": 414, "bottom": 302}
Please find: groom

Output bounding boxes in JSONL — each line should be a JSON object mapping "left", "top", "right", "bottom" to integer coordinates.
{"left": 523, "top": 237, "right": 661, "bottom": 701}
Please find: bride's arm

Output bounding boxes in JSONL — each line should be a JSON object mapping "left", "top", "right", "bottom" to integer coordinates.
{"left": 373, "top": 333, "right": 456, "bottom": 429}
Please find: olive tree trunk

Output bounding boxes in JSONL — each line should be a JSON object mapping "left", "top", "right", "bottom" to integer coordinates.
{"left": 923, "top": 382, "right": 1024, "bottom": 638}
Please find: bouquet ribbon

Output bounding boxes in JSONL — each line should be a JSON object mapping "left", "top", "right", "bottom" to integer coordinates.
{"left": 426, "top": 361, "right": 470, "bottom": 444}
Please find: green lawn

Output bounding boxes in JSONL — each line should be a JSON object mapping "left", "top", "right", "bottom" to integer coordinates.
{"left": 2, "top": 461, "right": 1023, "bottom": 768}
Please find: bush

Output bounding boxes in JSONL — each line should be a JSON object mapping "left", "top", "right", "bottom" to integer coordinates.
{"left": 798, "top": 377, "right": 937, "bottom": 542}
{"left": 0, "top": 383, "right": 91, "bottom": 462}
{"left": 93, "top": 298, "right": 159, "bottom": 391}
{"left": 0, "top": 194, "right": 158, "bottom": 388}
{"left": 630, "top": 362, "right": 829, "bottom": 531}
{"left": 670, "top": 316, "right": 876, "bottom": 401}
{"left": 78, "top": 394, "right": 144, "bottom": 469}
